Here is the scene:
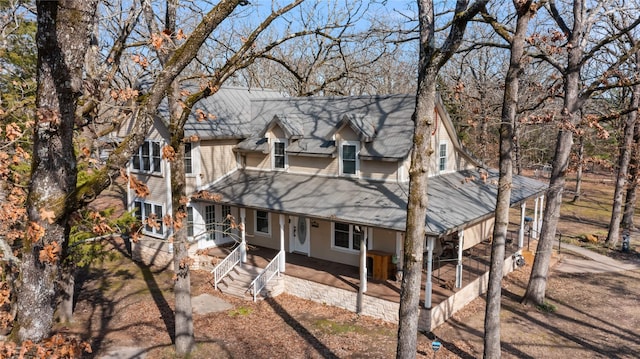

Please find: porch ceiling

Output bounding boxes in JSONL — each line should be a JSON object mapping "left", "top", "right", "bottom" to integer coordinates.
{"left": 198, "top": 169, "right": 547, "bottom": 235}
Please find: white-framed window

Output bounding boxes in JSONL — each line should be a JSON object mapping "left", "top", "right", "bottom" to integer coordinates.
{"left": 272, "top": 139, "right": 287, "bottom": 170}
{"left": 340, "top": 141, "right": 359, "bottom": 176}
{"left": 132, "top": 140, "right": 162, "bottom": 174}
{"left": 205, "top": 205, "right": 216, "bottom": 241}
{"left": 184, "top": 142, "right": 193, "bottom": 174}
{"left": 184, "top": 141, "right": 200, "bottom": 178}
{"left": 439, "top": 142, "right": 447, "bottom": 172}
{"left": 186, "top": 206, "right": 194, "bottom": 237}
{"left": 332, "top": 222, "right": 368, "bottom": 252}
{"left": 133, "top": 200, "right": 164, "bottom": 237}
{"left": 255, "top": 210, "right": 271, "bottom": 235}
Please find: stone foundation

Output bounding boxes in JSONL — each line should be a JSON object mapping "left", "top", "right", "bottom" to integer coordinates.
{"left": 131, "top": 239, "right": 173, "bottom": 268}
{"left": 421, "top": 253, "right": 518, "bottom": 331}
{"left": 286, "top": 276, "right": 399, "bottom": 323}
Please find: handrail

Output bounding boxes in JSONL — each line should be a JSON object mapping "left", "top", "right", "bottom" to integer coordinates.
{"left": 248, "top": 251, "right": 283, "bottom": 302}
{"left": 212, "top": 245, "right": 242, "bottom": 291}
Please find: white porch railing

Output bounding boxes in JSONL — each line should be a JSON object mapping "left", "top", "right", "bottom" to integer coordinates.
{"left": 212, "top": 245, "right": 242, "bottom": 291}
{"left": 248, "top": 251, "right": 283, "bottom": 302}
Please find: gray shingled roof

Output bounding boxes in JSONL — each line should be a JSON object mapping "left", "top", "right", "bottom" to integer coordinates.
{"left": 187, "top": 91, "right": 420, "bottom": 159}
{"left": 339, "top": 113, "right": 377, "bottom": 142}
{"left": 261, "top": 114, "right": 305, "bottom": 139}
{"left": 250, "top": 95, "right": 416, "bottom": 159}
{"left": 184, "top": 87, "right": 283, "bottom": 140}
{"left": 235, "top": 137, "right": 268, "bottom": 153}
{"left": 286, "top": 138, "right": 336, "bottom": 157}
{"left": 198, "top": 169, "right": 547, "bottom": 235}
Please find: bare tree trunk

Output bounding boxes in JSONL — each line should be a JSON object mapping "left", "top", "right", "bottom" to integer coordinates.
{"left": 605, "top": 79, "right": 638, "bottom": 246}
{"left": 572, "top": 135, "right": 584, "bottom": 202}
{"left": 483, "top": 2, "right": 533, "bottom": 357}
{"left": 396, "top": 63, "right": 437, "bottom": 359}
{"left": 15, "top": 0, "right": 97, "bottom": 342}
{"left": 522, "top": 129, "right": 573, "bottom": 305}
{"left": 620, "top": 58, "right": 640, "bottom": 232}
{"left": 514, "top": 126, "right": 522, "bottom": 175}
{"left": 169, "top": 102, "right": 195, "bottom": 356}
{"left": 522, "top": 0, "right": 590, "bottom": 306}
{"left": 162, "top": 0, "right": 195, "bottom": 351}
{"left": 622, "top": 120, "right": 640, "bottom": 230}
{"left": 397, "top": 1, "right": 487, "bottom": 357}
{"left": 172, "top": 226, "right": 194, "bottom": 355}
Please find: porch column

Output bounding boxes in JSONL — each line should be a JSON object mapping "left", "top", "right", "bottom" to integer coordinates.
{"left": 360, "top": 228, "right": 368, "bottom": 293}
{"left": 455, "top": 230, "right": 464, "bottom": 288}
{"left": 279, "top": 214, "right": 286, "bottom": 273}
{"left": 396, "top": 232, "right": 404, "bottom": 280}
{"left": 425, "top": 236, "right": 435, "bottom": 309}
{"left": 537, "top": 195, "right": 544, "bottom": 237}
{"left": 240, "top": 208, "right": 247, "bottom": 263}
{"left": 533, "top": 197, "right": 539, "bottom": 239}
{"left": 518, "top": 202, "right": 526, "bottom": 250}
{"left": 357, "top": 227, "right": 368, "bottom": 313}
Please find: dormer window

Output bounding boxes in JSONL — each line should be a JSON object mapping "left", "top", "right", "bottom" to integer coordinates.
{"left": 340, "top": 141, "right": 359, "bottom": 176}
{"left": 439, "top": 142, "right": 448, "bottom": 172}
{"left": 272, "top": 139, "right": 287, "bottom": 170}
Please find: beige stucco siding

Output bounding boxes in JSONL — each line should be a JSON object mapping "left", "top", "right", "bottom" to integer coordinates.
{"left": 244, "top": 152, "right": 269, "bottom": 169}
{"left": 243, "top": 211, "right": 403, "bottom": 268}
{"left": 118, "top": 115, "right": 169, "bottom": 140}
{"left": 287, "top": 155, "right": 335, "bottom": 175}
{"left": 370, "top": 227, "right": 397, "bottom": 254}
{"left": 266, "top": 126, "right": 286, "bottom": 139}
{"left": 360, "top": 160, "right": 399, "bottom": 181}
{"left": 463, "top": 218, "right": 495, "bottom": 250}
{"left": 309, "top": 220, "right": 360, "bottom": 267}
{"left": 139, "top": 174, "right": 167, "bottom": 200}
{"left": 186, "top": 177, "right": 199, "bottom": 194}
{"left": 198, "top": 140, "right": 239, "bottom": 185}
{"left": 336, "top": 127, "right": 359, "bottom": 142}
{"left": 244, "top": 209, "right": 281, "bottom": 250}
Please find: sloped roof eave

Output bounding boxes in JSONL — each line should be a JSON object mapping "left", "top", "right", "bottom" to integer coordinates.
{"left": 195, "top": 169, "right": 548, "bottom": 235}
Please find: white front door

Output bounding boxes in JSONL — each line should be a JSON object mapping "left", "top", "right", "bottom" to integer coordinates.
{"left": 291, "top": 216, "right": 310, "bottom": 255}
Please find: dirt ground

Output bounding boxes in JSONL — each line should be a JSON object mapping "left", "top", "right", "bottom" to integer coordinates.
{"left": 63, "top": 172, "right": 640, "bottom": 358}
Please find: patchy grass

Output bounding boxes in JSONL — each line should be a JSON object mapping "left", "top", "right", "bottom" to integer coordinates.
{"left": 312, "top": 318, "right": 394, "bottom": 337}
{"left": 227, "top": 306, "right": 252, "bottom": 317}
{"left": 313, "top": 318, "right": 362, "bottom": 335}
{"left": 536, "top": 302, "right": 557, "bottom": 313}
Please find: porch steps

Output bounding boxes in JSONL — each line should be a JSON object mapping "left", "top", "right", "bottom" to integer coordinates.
{"left": 217, "top": 264, "right": 285, "bottom": 300}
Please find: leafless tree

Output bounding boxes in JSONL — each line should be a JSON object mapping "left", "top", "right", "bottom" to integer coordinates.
{"left": 606, "top": 26, "right": 640, "bottom": 246}
{"left": 522, "top": 0, "right": 640, "bottom": 306}
{"left": 396, "top": 1, "right": 488, "bottom": 357}
{"left": 238, "top": 4, "right": 418, "bottom": 96}
{"left": 16, "top": 0, "right": 98, "bottom": 343}
{"left": 21, "top": 1, "right": 370, "bottom": 353}
{"left": 479, "top": 1, "right": 537, "bottom": 356}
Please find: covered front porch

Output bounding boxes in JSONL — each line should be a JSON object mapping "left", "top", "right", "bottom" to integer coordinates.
{"left": 203, "top": 236, "right": 521, "bottom": 310}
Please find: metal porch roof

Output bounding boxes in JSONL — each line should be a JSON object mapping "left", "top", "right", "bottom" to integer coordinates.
{"left": 197, "top": 169, "right": 547, "bottom": 235}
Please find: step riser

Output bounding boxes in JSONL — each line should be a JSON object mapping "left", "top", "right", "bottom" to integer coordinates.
{"left": 215, "top": 265, "right": 285, "bottom": 301}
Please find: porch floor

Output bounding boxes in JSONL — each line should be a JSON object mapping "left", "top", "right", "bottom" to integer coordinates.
{"left": 204, "top": 239, "right": 520, "bottom": 308}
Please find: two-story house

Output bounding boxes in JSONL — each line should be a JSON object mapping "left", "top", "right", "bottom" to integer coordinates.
{"left": 125, "top": 86, "right": 547, "bottom": 330}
